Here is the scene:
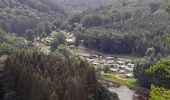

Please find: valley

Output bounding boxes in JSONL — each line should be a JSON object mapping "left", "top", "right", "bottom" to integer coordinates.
{"left": 1, "top": 0, "right": 170, "bottom": 100}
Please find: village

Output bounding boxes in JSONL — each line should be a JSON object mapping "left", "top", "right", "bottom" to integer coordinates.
{"left": 64, "top": 31, "right": 136, "bottom": 79}
{"left": 34, "top": 30, "right": 136, "bottom": 79}
{"left": 69, "top": 47, "right": 135, "bottom": 78}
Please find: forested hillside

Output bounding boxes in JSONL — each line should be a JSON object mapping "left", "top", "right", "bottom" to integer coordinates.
{"left": 55, "top": 0, "right": 113, "bottom": 13}
{"left": 0, "top": 0, "right": 115, "bottom": 38}
{"left": 70, "top": 0, "right": 170, "bottom": 56}
{"left": 0, "top": 0, "right": 66, "bottom": 36}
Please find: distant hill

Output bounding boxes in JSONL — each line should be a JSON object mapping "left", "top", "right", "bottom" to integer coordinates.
{"left": 0, "top": 0, "right": 66, "bottom": 35}
{"left": 0, "top": 0, "right": 116, "bottom": 35}
{"left": 54, "top": 0, "right": 114, "bottom": 13}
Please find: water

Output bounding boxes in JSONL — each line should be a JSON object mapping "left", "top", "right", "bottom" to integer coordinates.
{"left": 108, "top": 86, "right": 148, "bottom": 100}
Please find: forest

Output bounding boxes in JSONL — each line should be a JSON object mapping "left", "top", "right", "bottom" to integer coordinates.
{"left": 0, "top": 51, "right": 118, "bottom": 100}
{"left": 0, "top": 0, "right": 66, "bottom": 36}
{"left": 54, "top": 0, "right": 113, "bottom": 13}
{"left": 0, "top": 0, "right": 170, "bottom": 100}
{"left": 70, "top": 0, "right": 170, "bottom": 56}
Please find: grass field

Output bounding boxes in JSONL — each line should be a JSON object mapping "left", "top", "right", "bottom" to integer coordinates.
{"left": 101, "top": 73, "right": 137, "bottom": 85}
{"left": 101, "top": 73, "right": 150, "bottom": 94}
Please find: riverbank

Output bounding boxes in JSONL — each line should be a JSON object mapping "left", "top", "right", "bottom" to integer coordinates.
{"left": 98, "top": 76, "right": 149, "bottom": 100}
{"left": 100, "top": 72, "right": 150, "bottom": 95}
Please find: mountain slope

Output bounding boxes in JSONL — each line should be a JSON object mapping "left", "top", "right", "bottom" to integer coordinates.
{"left": 70, "top": 0, "right": 170, "bottom": 56}
{"left": 55, "top": 0, "right": 114, "bottom": 13}
{"left": 0, "top": 0, "right": 66, "bottom": 35}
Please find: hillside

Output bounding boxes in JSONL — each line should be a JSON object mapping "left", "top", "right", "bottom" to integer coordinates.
{"left": 0, "top": 0, "right": 66, "bottom": 35}
{"left": 55, "top": 0, "right": 114, "bottom": 13}
{"left": 70, "top": 0, "right": 170, "bottom": 56}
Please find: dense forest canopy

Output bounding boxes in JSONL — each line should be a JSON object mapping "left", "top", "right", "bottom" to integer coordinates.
{"left": 70, "top": 0, "right": 170, "bottom": 56}
{"left": 0, "top": 51, "right": 118, "bottom": 100}
{"left": 0, "top": 0, "right": 66, "bottom": 35}
{"left": 0, "top": 0, "right": 116, "bottom": 37}
{"left": 53, "top": 0, "right": 114, "bottom": 13}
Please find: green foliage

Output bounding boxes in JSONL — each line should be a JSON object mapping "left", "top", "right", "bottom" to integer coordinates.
{"left": 134, "top": 57, "right": 154, "bottom": 88}
{"left": 150, "top": 86, "right": 170, "bottom": 100}
{"left": 71, "top": 0, "right": 170, "bottom": 56}
{"left": 81, "top": 14, "right": 103, "bottom": 28}
{"left": 36, "top": 21, "right": 56, "bottom": 36}
{"left": 25, "top": 29, "right": 35, "bottom": 41}
{"left": 0, "top": 31, "right": 37, "bottom": 56}
{"left": 55, "top": 0, "right": 113, "bottom": 12}
{"left": 51, "top": 39, "right": 60, "bottom": 52}
{"left": 51, "top": 32, "right": 66, "bottom": 51}
{"left": 1, "top": 52, "right": 117, "bottom": 100}
{"left": 53, "top": 32, "right": 66, "bottom": 45}
{"left": 146, "top": 60, "right": 170, "bottom": 88}
{"left": 56, "top": 45, "right": 72, "bottom": 58}
{"left": 0, "top": 0, "right": 66, "bottom": 35}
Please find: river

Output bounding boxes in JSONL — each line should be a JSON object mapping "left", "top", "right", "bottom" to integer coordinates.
{"left": 108, "top": 86, "right": 148, "bottom": 100}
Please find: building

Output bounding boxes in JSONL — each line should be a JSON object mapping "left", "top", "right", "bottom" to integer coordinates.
{"left": 126, "top": 73, "right": 133, "bottom": 78}
{"left": 110, "top": 68, "right": 119, "bottom": 72}
{"left": 120, "top": 65, "right": 128, "bottom": 69}
{"left": 106, "top": 56, "right": 114, "bottom": 60}
{"left": 107, "top": 60, "right": 115, "bottom": 64}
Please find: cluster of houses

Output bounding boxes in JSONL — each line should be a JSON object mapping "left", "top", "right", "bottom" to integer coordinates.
{"left": 76, "top": 52, "right": 135, "bottom": 78}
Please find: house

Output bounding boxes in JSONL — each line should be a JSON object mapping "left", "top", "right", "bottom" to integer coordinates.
{"left": 120, "top": 65, "right": 128, "bottom": 69}
{"left": 116, "top": 60, "right": 126, "bottom": 65}
{"left": 126, "top": 73, "right": 133, "bottom": 78}
{"left": 66, "top": 38, "right": 75, "bottom": 45}
{"left": 106, "top": 56, "right": 114, "bottom": 60}
{"left": 119, "top": 70, "right": 125, "bottom": 74}
{"left": 35, "top": 37, "right": 40, "bottom": 41}
{"left": 110, "top": 68, "right": 119, "bottom": 72}
{"left": 107, "top": 60, "right": 115, "bottom": 64}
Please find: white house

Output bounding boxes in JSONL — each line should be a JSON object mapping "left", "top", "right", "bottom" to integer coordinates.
{"left": 110, "top": 68, "right": 119, "bottom": 72}
{"left": 126, "top": 73, "right": 133, "bottom": 78}
{"left": 106, "top": 57, "right": 114, "bottom": 60}
{"left": 120, "top": 65, "right": 128, "bottom": 69}
{"left": 107, "top": 60, "right": 115, "bottom": 64}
